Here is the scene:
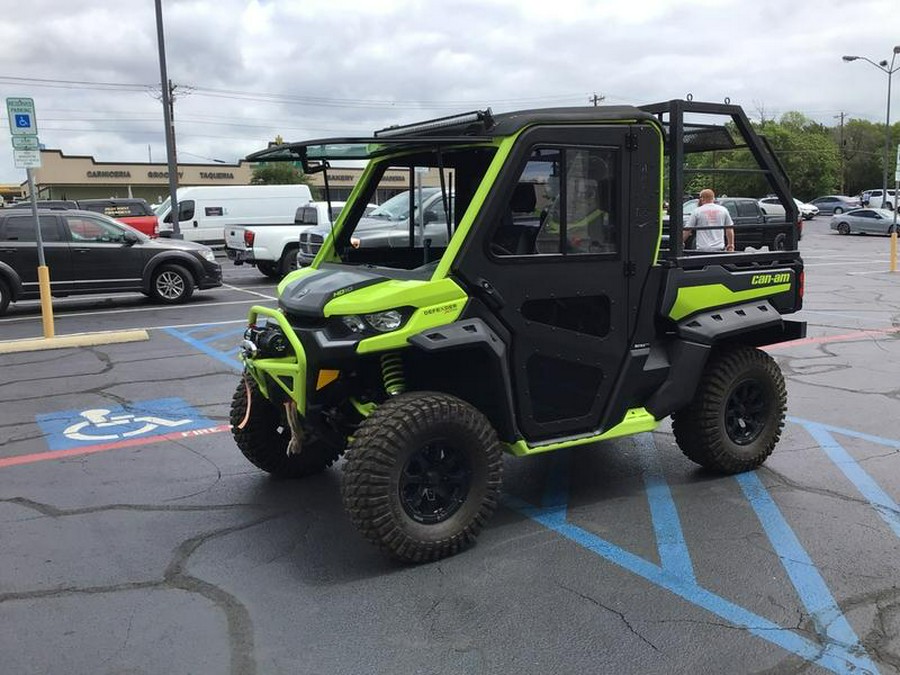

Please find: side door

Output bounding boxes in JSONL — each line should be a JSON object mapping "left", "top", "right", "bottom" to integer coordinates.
{"left": 0, "top": 213, "right": 71, "bottom": 297}
{"left": 65, "top": 213, "right": 144, "bottom": 292}
{"left": 455, "top": 125, "right": 644, "bottom": 442}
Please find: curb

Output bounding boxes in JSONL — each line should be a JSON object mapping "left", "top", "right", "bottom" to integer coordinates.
{"left": 0, "top": 329, "right": 150, "bottom": 354}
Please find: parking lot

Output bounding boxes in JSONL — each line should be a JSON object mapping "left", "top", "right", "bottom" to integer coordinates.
{"left": 1, "top": 218, "right": 899, "bottom": 674}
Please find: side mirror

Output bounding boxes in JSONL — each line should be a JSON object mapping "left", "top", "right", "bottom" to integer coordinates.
{"left": 423, "top": 211, "right": 438, "bottom": 224}
{"left": 122, "top": 231, "right": 139, "bottom": 245}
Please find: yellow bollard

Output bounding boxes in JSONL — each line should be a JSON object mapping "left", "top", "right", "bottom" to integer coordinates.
{"left": 891, "top": 231, "right": 898, "bottom": 273}
{"left": 37, "top": 265, "right": 55, "bottom": 338}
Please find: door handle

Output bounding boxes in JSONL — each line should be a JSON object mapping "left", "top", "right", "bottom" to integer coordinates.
{"left": 477, "top": 277, "right": 505, "bottom": 310}
{"left": 193, "top": 221, "right": 199, "bottom": 227}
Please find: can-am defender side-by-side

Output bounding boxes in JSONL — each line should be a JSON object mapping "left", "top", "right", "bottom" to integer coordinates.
{"left": 231, "top": 101, "right": 805, "bottom": 562}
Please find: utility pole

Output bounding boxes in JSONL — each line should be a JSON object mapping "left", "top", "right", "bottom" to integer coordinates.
{"left": 589, "top": 93, "right": 605, "bottom": 107}
{"left": 155, "top": 0, "right": 181, "bottom": 238}
{"left": 834, "top": 112, "right": 846, "bottom": 194}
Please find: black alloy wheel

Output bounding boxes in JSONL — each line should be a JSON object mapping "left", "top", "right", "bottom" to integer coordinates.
{"left": 399, "top": 441, "right": 472, "bottom": 524}
{"left": 724, "top": 379, "right": 769, "bottom": 445}
{"left": 837, "top": 222, "right": 850, "bottom": 235}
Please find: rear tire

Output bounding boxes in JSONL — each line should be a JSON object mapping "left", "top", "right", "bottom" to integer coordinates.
{"left": 150, "top": 264, "right": 194, "bottom": 304}
{"left": 771, "top": 233, "right": 787, "bottom": 250}
{"left": 257, "top": 261, "right": 280, "bottom": 279}
{"left": 229, "top": 377, "right": 344, "bottom": 478}
{"left": 672, "top": 346, "right": 786, "bottom": 474}
{"left": 837, "top": 222, "right": 850, "bottom": 235}
{"left": 341, "top": 392, "right": 503, "bottom": 563}
{"left": 0, "top": 277, "right": 10, "bottom": 315}
{"left": 279, "top": 246, "right": 299, "bottom": 276}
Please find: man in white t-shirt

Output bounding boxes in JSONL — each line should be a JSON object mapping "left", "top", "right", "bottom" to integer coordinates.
{"left": 683, "top": 189, "right": 735, "bottom": 252}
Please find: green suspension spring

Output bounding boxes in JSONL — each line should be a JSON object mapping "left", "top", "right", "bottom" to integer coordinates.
{"left": 380, "top": 352, "right": 406, "bottom": 396}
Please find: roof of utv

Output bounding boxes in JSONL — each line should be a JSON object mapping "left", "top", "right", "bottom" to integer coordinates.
{"left": 246, "top": 105, "right": 658, "bottom": 163}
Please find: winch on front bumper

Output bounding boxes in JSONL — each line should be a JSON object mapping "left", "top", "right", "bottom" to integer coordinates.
{"left": 240, "top": 305, "right": 364, "bottom": 419}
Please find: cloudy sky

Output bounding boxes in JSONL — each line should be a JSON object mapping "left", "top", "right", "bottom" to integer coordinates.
{"left": 1, "top": 0, "right": 898, "bottom": 185}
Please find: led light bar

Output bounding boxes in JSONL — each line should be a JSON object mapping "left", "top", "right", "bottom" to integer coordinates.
{"left": 374, "top": 109, "right": 494, "bottom": 138}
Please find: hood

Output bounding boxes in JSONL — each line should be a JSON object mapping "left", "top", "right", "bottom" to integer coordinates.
{"left": 279, "top": 266, "right": 390, "bottom": 317}
{"left": 141, "top": 237, "right": 210, "bottom": 252}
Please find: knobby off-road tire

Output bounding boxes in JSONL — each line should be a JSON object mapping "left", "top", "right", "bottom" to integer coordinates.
{"left": 672, "top": 346, "right": 786, "bottom": 474}
{"left": 230, "top": 377, "right": 344, "bottom": 478}
{"left": 341, "top": 392, "right": 503, "bottom": 563}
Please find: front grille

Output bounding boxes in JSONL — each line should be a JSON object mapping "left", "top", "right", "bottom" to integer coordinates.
{"left": 299, "top": 232, "right": 324, "bottom": 255}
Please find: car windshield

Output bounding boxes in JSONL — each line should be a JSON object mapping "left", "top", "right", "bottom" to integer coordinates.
{"left": 367, "top": 188, "right": 440, "bottom": 221}
{"left": 154, "top": 198, "right": 170, "bottom": 217}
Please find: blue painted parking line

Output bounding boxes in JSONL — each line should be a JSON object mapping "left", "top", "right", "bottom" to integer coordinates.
{"left": 793, "top": 418, "right": 900, "bottom": 540}
{"left": 35, "top": 397, "right": 218, "bottom": 451}
{"left": 634, "top": 434, "right": 696, "bottom": 583}
{"left": 736, "top": 472, "right": 870, "bottom": 660}
{"left": 164, "top": 326, "right": 243, "bottom": 371}
{"left": 509, "top": 439, "right": 880, "bottom": 674}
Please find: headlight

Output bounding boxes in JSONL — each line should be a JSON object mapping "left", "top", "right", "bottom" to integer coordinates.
{"left": 364, "top": 310, "right": 404, "bottom": 332}
{"left": 200, "top": 250, "right": 216, "bottom": 263}
{"left": 340, "top": 310, "right": 405, "bottom": 335}
{"left": 341, "top": 315, "right": 368, "bottom": 334}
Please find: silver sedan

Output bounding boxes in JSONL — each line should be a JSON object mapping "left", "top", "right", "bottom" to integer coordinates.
{"left": 830, "top": 208, "right": 899, "bottom": 235}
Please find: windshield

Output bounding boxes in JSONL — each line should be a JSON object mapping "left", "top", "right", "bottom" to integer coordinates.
{"left": 154, "top": 198, "right": 171, "bottom": 217}
{"left": 315, "top": 144, "right": 496, "bottom": 271}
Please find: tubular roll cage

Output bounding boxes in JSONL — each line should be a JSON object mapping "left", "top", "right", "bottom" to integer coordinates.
{"left": 640, "top": 99, "right": 799, "bottom": 262}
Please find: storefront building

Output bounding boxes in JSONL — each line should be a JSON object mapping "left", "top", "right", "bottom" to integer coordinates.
{"left": 21, "top": 149, "right": 445, "bottom": 206}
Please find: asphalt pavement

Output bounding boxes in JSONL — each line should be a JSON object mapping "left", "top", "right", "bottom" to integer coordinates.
{"left": 1, "top": 221, "right": 899, "bottom": 675}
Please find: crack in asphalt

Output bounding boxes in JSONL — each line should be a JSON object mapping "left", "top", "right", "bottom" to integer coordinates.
{"left": 555, "top": 582, "right": 660, "bottom": 652}
{"left": 0, "top": 496, "right": 285, "bottom": 675}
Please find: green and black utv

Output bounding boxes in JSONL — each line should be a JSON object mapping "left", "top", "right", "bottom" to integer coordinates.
{"left": 231, "top": 100, "right": 805, "bottom": 562}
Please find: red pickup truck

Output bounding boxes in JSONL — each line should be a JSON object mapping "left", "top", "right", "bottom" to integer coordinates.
{"left": 78, "top": 198, "right": 159, "bottom": 237}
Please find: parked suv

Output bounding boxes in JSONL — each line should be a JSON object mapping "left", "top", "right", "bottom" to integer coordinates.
{"left": 78, "top": 198, "right": 159, "bottom": 237}
{"left": 861, "top": 189, "right": 897, "bottom": 211}
{"left": 0, "top": 209, "right": 222, "bottom": 315}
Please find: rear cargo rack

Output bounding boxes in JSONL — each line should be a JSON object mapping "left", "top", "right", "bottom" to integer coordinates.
{"left": 640, "top": 100, "right": 798, "bottom": 261}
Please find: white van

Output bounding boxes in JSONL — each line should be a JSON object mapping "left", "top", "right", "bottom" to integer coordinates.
{"left": 155, "top": 184, "right": 313, "bottom": 244}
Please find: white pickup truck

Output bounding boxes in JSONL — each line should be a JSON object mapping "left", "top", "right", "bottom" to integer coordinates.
{"left": 224, "top": 201, "right": 348, "bottom": 278}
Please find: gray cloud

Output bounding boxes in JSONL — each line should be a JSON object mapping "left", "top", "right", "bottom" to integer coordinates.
{"left": 1, "top": 0, "right": 897, "bottom": 184}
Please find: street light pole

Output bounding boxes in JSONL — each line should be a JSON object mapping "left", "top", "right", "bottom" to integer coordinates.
{"left": 843, "top": 47, "right": 900, "bottom": 273}
{"left": 154, "top": 0, "right": 181, "bottom": 239}
{"left": 842, "top": 47, "right": 900, "bottom": 204}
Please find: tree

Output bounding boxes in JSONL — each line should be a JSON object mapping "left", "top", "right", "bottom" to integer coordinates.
{"left": 251, "top": 163, "right": 309, "bottom": 185}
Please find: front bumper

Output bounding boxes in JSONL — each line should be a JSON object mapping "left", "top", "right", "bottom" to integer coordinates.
{"left": 198, "top": 264, "right": 223, "bottom": 289}
{"left": 242, "top": 306, "right": 309, "bottom": 413}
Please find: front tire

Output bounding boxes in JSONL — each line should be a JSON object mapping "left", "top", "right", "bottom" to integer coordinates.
{"left": 672, "top": 346, "right": 786, "bottom": 474}
{"left": 150, "top": 264, "right": 194, "bottom": 304}
{"left": 0, "top": 277, "right": 10, "bottom": 315}
{"left": 837, "top": 222, "right": 851, "bottom": 235}
{"left": 341, "top": 392, "right": 503, "bottom": 563}
{"left": 230, "top": 377, "right": 344, "bottom": 478}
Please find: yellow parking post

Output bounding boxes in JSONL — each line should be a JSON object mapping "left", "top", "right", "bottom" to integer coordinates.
{"left": 891, "top": 231, "right": 897, "bottom": 273}
{"left": 37, "top": 265, "right": 55, "bottom": 338}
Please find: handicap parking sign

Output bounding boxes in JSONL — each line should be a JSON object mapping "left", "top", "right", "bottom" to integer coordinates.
{"left": 36, "top": 397, "right": 217, "bottom": 451}
{"left": 15, "top": 113, "right": 31, "bottom": 128}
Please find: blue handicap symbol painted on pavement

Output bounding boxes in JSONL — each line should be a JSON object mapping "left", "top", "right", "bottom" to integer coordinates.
{"left": 36, "top": 397, "right": 217, "bottom": 451}
{"left": 15, "top": 114, "right": 32, "bottom": 128}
